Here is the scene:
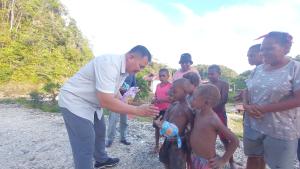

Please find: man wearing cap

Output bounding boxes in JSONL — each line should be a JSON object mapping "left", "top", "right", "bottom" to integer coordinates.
{"left": 58, "top": 45, "right": 159, "bottom": 169}
{"left": 172, "top": 53, "right": 200, "bottom": 81}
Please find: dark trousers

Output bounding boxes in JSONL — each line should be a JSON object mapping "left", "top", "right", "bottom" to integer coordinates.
{"left": 298, "top": 139, "right": 300, "bottom": 162}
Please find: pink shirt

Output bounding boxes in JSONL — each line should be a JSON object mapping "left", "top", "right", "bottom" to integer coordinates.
{"left": 155, "top": 82, "right": 172, "bottom": 111}
{"left": 172, "top": 68, "right": 200, "bottom": 82}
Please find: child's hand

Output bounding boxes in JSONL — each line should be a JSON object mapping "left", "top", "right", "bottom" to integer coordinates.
{"left": 153, "top": 115, "right": 163, "bottom": 128}
{"left": 151, "top": 96, "right": 159, "bottom": 104}
{"left": 209, "top": 156, "right": 226, "bottom": 169}
{"left": 156, "top": 98, "right": 162, "bottom": 104}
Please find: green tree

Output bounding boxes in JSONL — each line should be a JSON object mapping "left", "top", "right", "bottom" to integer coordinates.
{"left": 137, "top": 62, "right": 171, "bottom": 77}
{"left": 135, "top": 62, "right": 170, "bottom": 100}
{"left": 0, "top": 0, "right": 93, "bottom": 96}
{"left": 232, "top": 70, "right": 251, "bottom": 90}
{"left": 193, "top": 64, "right": 238, "bottom": 81}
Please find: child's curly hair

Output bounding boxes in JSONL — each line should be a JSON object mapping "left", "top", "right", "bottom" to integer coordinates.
{"left": 195, "top": 84, "right": 220, "bottom": 107}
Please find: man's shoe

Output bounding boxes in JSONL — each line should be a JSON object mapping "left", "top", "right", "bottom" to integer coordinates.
{"left": 94, "top": 158, "right": 120, "bottom": 168}
{"left": 105, "top": 141, "right": 113, "bottom": 148}
{"left": 120, "top": 139, "right": 131, "bottom": 145}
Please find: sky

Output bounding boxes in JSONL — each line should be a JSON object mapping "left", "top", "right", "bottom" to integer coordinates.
{"left": 60, "top": 0, "right": 300, "bottom": 73}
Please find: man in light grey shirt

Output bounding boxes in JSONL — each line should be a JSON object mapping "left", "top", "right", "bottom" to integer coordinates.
{"left": 58, "top": 45, "right": 158, "bottom": 169}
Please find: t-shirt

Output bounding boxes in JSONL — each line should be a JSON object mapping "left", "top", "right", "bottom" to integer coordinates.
{"left": 58, "top": 54, "right": 128, "bottom": 122}
{"left": 120, "top": 74, "right": 136, "bottom": 95}
{"left": 172, "top": 68, "right": 200, "bottom": 82}
{"left": 155, "top": 82, "right": 172, "bottom": 111}
{"left": 245, "top": 60, "right": 300, "bottom": 140}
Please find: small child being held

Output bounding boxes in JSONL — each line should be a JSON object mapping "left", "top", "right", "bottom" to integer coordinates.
{"left": 152, "top": 68, "right": 172, "bottom": 152}
{"left": 155, "top": 78, "right": 194, "bottom": 169}
{"left": 190, "top": 84, "right": 239, "bottom": 169}
{"left": 183, "top": 72, "right": 201, "bottom": 110}
{"left": 183, "top": 72, "right": 201, "bottom": 95}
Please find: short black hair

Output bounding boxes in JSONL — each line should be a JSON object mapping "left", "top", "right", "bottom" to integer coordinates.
{"left": 208, "top": 64, "right": 221, "bottom": 74}
{"left": 172, "top": 78, "right": 190, "bottom": 95}
{"left": 194, "top": 84, "right": 220, "bottom": 107}
{"left": 183, "top": 72, "right": 200, "bottom": 86}
{"left": 128, "top": 45, "right": 152, "bottom": 62}
{"left": 159, "top": 68, "right": 169, "bottom": 75}
{"left": 249, "top": 44, "right": 261, "bottom": 52}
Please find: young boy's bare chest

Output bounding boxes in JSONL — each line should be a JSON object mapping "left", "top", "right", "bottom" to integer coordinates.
{"left": 194, "top": 115, "right": 216, "bottom": 134}
{"left": 168, "top": 104, "right": 189, "bottom": 119}
{"left": 166, "top": 103, "right": 190, "bottom": 133}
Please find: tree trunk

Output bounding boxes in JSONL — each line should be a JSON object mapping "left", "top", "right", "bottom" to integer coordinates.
{"left": 9, "top": 0, "right": 15, "bottom": 32}
{"left": 1, "top": 0, "right": 6, "bottom": 10}
{"left": 15, "top": 11, "right": 22, "bottom": 32}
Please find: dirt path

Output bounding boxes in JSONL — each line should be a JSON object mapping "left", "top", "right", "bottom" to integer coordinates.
{"left": 0, "top": 104, "right": 164, "bottom": 169}
{"left": 0, "top": 103, "right": 298, "bottom": 169}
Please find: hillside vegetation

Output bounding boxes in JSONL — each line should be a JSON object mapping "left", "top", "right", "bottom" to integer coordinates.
{"left": 0, "top": 0, "right": 93, "bottom": 95}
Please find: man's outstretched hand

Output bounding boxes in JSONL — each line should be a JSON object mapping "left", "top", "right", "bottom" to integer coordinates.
{"left": 135, "top": 104, "right": 159, "bottom": 117}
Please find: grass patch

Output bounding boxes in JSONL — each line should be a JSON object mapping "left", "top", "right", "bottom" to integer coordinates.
{"left": 0, "top": 98, "right": 27, "bottom": 104}
{"left": 0, "top": 98, "right": 59, "bottom": 113}
{"left": 227, "top": 112, "right": 243, "bottom": 138}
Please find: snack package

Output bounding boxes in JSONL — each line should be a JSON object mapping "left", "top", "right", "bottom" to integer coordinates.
{"left": 120, "top": 86, "right": 139, "bottom": 104}
{"left": 120, "top": 87, "right": 139, "bottom": 119}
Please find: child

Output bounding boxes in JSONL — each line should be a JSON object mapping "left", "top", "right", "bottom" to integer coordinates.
{"left": 246, "top": 44, "right": 263, "bottom": 67}
{"left": 183, "top": 72, "right": 201, "bottom": 94}
{"left": 233, "top": 44, "right": 265, "bottom": 168}
{"left": 190, "top": 84, "right": 239, "bottom": 169}
{"left": 155, "top": 78, "right": 194, "bottom": 169}
{"left": 207, "top": 65, "right": 239, "bottom": 169}
{"left": 234, "top": 44, "right": 263, "bottom": 104}
{"left": 152, "top": 68, "right": 172, "bottom": 152}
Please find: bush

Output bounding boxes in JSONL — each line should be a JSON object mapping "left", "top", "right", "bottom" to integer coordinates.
{"left": 29, "top": 90, "right": 43, "bottom": 104}
{"left": 228, "top": 91, "right": 235, "bottom": 103}
{"left": 42, "top": 82, "right": 61, "bottom": 102}
{"left": 135, "top": 75, "right": 150, "bottom": 101}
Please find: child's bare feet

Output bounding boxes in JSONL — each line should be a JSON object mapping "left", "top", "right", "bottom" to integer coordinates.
{"left": 154, "top": 145, "right": 160, "bottom": 153}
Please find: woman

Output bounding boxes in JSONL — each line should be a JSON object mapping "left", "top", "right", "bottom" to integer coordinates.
{"left": 243, "top": 31, "right": 300, "bottom": 169}
{"left": 172, "top": 53, "right": 200, "bottom": 81}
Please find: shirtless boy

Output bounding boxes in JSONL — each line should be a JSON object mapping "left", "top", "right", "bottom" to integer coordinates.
{"left": 190, "top": 84, "right": 239, "bottom": 169}
{"left": 155, "top": 78, "right": 194, "bottom": 169}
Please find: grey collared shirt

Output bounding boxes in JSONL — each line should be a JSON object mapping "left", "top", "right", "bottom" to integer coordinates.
{"left": 58, "top": 54, "right": 128, "bottom": 122}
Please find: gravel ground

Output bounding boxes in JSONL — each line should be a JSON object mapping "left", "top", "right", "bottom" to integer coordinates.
{"left": 0, "top": 103, "right": 298, "bottom": 169}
